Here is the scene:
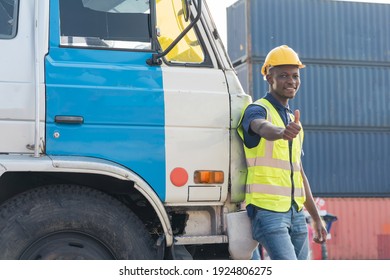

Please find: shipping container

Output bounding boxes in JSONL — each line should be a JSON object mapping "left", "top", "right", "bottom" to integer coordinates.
{"left": 227, "top": 0, "right": 390, "bottom": 65}
{"left": 311, "top": 197, "right": 390, "bottom": 260}
{"left": 228, "top": 0, "right": 390, "bottom": 196}
{"left": 303, "top": 130, "right": 390, "bottom": 196}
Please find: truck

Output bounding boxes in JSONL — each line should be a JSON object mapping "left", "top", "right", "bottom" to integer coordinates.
{"left": 0, "top": 0, "right": 253, "bottom": 260}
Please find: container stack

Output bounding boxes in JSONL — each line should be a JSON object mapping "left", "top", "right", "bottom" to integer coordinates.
{"left": 227, "top": 0, "right": 390, "bottom": 259}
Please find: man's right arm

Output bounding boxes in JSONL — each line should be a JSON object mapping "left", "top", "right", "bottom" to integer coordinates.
{"left": 250, "top": 110, "right": 301, "bottom": 141}
{"left": 250, "top": 119, "right": 285, "bottom": 141}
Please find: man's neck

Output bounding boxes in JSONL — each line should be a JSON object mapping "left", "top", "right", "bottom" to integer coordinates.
{"left": 267, "top": 92, "right": 289, "bottom": 108}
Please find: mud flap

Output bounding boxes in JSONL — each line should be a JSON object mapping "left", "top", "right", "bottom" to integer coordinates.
{"left": 226, "top": 210, "right": 259, "bottom": 260}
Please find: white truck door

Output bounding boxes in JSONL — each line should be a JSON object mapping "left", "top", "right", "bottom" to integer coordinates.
{"left": 156, "top": 0, "right": 231, "bottom": 204}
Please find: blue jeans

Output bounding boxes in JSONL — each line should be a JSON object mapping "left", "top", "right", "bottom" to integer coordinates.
{"left": 251, "top": 205, "right": 309, "bottom": 260}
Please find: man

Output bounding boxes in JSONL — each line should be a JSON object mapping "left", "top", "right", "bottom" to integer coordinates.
{"left": 238, "top": 45, "right": 327, "bottom": 260}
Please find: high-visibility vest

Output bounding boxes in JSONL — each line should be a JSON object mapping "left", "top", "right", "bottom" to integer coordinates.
{"left": 238, "top": 98, "right": 306, "bottom": 212}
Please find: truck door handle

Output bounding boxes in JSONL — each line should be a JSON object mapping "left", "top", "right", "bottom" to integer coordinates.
{"left": 54, "top": 116, "right": 84, "bottom": 124}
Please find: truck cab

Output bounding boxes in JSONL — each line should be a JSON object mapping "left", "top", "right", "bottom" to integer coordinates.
{"left": 0, "top": 0, "right": 251, "bottom": 259}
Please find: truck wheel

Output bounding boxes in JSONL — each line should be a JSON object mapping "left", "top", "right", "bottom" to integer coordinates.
{"left": 0, "top": 185, "right": 157, "bottom": 260}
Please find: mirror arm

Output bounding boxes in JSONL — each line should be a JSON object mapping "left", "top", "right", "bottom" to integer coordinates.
{"left": 147, "top": 0, "right": 202, "bottom": 66}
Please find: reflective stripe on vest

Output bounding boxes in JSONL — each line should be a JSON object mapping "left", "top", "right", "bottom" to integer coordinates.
{"left": 237, "top": 98, "right": 306, "bottom": 212}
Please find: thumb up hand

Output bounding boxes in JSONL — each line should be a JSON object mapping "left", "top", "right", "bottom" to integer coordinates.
{"left": 282, "top": 109, "right": 301, "bottom": 141}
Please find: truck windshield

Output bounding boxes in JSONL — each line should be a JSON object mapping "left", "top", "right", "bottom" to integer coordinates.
{"left": 59, "top": 0, "right": 151, "bottom": 50}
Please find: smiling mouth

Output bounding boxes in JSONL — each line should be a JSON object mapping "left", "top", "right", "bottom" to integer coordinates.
{"left": 285, "top": 88, "right": 296, "bottom": 92}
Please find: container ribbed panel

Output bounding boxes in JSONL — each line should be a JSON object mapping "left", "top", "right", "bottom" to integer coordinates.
{"left": 303, "top": 130, "right": 390, "bottom": 196}
{"left": 314, "top": 198, "right": 390, "bottom": 259}
{"left": 228, "top": 0, "right": 390, "bottom": 64}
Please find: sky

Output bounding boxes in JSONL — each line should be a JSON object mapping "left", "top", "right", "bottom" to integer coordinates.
{"left": 207, "top": 0, "right": 390, "bottom": 47}
{"left": 206, "top": 0, "right": 237, "bottom": 46}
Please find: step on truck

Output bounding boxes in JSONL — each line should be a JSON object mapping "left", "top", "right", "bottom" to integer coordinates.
{"left": 0, "top": 0, "right": 253, "bottom": 259}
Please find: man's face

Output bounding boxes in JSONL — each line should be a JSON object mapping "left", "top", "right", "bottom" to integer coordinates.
{"left": 266, "top": 65, "right": 300, "bottom": 104}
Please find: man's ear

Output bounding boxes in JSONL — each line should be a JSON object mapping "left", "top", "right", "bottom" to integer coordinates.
{"left": 266, "top": 74, "right": 273, "bottom": 84}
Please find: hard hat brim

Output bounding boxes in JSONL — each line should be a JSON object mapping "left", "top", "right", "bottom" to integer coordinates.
{"left": 261, "top": 63, "right": 305, "bottom": 76}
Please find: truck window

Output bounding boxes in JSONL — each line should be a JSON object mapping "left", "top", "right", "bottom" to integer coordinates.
{"left": 156, "top": 0, "right": 205, "bottom": 64}
{"left": 0, "top": 0, "right": 18, "bottom": 39}
{"left": 59, "top": 0, "right": 152, "bottom": 50}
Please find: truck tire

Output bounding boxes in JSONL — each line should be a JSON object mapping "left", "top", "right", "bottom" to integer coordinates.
{"left": 0, "top": 185, "right": 158, "bottom": 260}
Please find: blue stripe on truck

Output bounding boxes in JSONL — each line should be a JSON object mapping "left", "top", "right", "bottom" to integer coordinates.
{"left": 45, "top": 0, "right": 166, "bottom": 201}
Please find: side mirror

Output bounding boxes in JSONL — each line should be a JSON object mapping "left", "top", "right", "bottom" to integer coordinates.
{"left": 181, "top": 0, "right": 191, "bottom": 22}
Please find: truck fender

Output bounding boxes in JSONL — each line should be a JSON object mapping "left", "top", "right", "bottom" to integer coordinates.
{"left": 0, "top": 155, "right": 173, "bottom": 247}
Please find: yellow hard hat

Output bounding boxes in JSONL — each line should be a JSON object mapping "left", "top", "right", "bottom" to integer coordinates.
{"left": 261, "top": 45, "right": 305, "bottom": 76}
